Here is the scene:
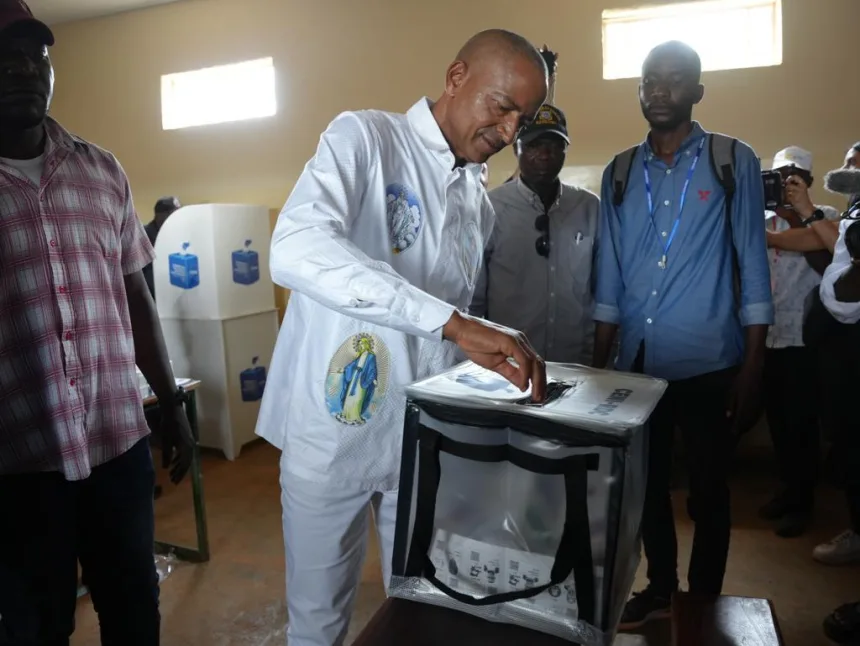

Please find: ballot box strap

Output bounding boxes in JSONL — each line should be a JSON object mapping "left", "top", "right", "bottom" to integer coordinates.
{"left": 563, "top": 455, "right": 597, "bottom": 624}
{"left": 405, "top": 427, "right": 443, "bottom": 577}
{"left": 431, "top": 431, "right": 601, "bottom": 474}
{"left": 410, "top": 399, "right": 628, "bottom": 448}
{"left": 406, "top": 424, "right": 597, "bottom": 619}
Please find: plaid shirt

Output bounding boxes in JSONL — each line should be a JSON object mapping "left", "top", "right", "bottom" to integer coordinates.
{"left": 0, "top": 118, "right": 155, "bottom": 481}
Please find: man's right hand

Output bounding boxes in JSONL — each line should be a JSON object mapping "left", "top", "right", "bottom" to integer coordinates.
{"left": 442, "top": 311, "right": 546, "bottom": 402}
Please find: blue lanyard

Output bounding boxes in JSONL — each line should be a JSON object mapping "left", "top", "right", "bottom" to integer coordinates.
{"left": 643, "top": 135, "right": 706, "bottom": 269}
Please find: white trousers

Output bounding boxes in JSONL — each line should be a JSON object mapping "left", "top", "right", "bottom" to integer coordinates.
{"left": 279, "top": 461, "right": 399, "bottom": 646}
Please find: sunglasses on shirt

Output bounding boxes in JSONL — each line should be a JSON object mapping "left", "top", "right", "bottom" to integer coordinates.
{"left": 534, "top": 214, "right": 550, "bottom": 257}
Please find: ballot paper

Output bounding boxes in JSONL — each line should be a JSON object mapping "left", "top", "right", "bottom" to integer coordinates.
{"left": 407, "top": 361, "right": 666, "bottom": 435}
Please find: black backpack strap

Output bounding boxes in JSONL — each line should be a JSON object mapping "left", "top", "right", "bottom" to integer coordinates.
{"left": 708, "top": 134, "right": 740, "bottom": 303}
{"left": 610, "top": 145, "right": 640, "bottom": 207}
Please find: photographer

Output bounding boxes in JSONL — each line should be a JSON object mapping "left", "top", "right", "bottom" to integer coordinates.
{"left": 816, "top": 169, "right": 860, "bottom": 644}
{"left": 766, "top": 141, "right": 860, "bottom": 256}
{"left": 758, "top": 148, "right": 839, "bottom": 538}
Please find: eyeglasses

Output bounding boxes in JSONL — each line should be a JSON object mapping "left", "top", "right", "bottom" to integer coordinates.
{"left": 534, "top": 213, "right": 550, "bottom": 257}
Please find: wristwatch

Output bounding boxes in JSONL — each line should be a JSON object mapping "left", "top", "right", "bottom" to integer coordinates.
{"left": 170, "top": 385, "right": 188, "bottom": 406}
{"left": 801, "top": 208, "right": 825, "bottom": 227}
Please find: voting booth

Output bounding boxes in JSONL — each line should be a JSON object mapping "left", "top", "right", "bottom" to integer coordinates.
{"left": 389, "top": 362, "right": 666, "bottom": 645}
{"left": 153, "top": 204, "right": 279, "bottom": 460}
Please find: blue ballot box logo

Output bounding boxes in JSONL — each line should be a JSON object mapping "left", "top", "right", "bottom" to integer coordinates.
{"left": 168, "top": 242, "right": 200, "bottom": 290}
{"left": 232, "top": 239, "right": 260, "bottom": 285}
{"left": 240, "top": 356, "right": 267, "bottom": 402}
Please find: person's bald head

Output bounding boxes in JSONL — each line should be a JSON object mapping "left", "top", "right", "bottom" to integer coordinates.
{"left": 433, "top": 29, "right": 548, "bottom": 165}
{"left": 456, "top": 29, "right": 548, "bottom": 77}
{"left": 639, "top": 40, "right": 704, "bottom": 131}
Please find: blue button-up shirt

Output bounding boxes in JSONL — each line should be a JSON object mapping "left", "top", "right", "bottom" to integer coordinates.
{"left": 594, "top": 123, "right": 773, "bottom": 381}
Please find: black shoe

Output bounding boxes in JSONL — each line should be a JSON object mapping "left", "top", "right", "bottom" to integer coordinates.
{"left": 759, "top": 491, "right": 797, "bottom": 520}
{"left": 775, "top": 509, "right": 812, "bottom": 538}
{"left": 618, "top": 588, "right": 674, "bottom": 631}
{"left": 824, "top": 601, "right": 860, "bottom": 643}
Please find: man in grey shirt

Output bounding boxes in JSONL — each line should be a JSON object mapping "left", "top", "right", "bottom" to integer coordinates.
{"left": 470, "top": 105, "right": 599, "bottom": 363}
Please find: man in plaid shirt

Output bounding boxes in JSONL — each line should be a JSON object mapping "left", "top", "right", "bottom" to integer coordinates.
{"left": 0, "top": 2, "right": 194, "bottom": 644}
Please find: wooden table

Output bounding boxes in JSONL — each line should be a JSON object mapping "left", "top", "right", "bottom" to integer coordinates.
{"left": 671, "top": 592, "right": 785, "bottom": 646}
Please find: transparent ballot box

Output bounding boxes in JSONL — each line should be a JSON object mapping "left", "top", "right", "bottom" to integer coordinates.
{"left": 389, "top": 362, "right": 667, "bottom": 645}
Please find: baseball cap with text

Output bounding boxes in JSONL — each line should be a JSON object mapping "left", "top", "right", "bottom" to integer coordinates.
{"left": 772, "top": 146, "right": 813, "bottom": 173}
{"left": 518, "top": 104, "right": 570, "bottom": 145}
{"left": 0, "top": 0, "right": 54, "bottom": 46}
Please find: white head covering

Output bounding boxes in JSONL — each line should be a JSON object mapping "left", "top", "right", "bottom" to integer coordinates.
{"left": 772, "top": 146, "right": 813, "bottom": 173}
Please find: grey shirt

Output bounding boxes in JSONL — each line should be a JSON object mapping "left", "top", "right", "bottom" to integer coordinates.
{"left": 470, "top": 179, "right": 600, "bottom": 363}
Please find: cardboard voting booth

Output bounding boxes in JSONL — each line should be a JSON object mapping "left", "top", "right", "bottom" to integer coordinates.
{"left": 153, "top": 204, "right": 278, "bottom": 460}
{"left": 389, "top": 362, "right": 666, "bottom": 645}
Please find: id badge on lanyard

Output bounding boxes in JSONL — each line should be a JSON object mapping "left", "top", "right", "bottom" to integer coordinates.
{"left": 643, "top": 135, "right": 706, "bottom": 269}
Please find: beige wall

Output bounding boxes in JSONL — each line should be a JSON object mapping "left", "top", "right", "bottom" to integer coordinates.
{"left": 47, "top": 0, "right": 858, "bottom": 216}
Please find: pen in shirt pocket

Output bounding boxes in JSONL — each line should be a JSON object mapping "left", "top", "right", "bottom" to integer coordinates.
{"left": 575, "top": 232, "right": 583, "bottom": 245}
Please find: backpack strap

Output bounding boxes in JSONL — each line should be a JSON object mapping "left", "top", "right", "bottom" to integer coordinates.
{"left": 708, "top": 133, "right": 740, "bottom": 303}
{"left": 610, "top": 145, "right": 640, "bottom": 207}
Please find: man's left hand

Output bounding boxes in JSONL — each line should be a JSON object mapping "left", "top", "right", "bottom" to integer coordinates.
{"left": 725, "top": 362, "right": 763, "bottom": 435}
{"left": 160, "top": 405, "right": 195, "bottom": 484}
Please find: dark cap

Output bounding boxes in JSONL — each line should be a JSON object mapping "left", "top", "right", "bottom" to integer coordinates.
{"left": 0, "top": 0, "right": 54, "bottom": 46}
{"left": 518, "top": 104, "right": 569, "bottom": 145}
{"left": 154, "top": 196, "right": 181, "bottom": 214}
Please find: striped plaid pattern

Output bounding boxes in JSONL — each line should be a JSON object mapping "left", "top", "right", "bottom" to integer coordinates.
{"left": 0, "top": 118, "right": 155, "bottom": 481}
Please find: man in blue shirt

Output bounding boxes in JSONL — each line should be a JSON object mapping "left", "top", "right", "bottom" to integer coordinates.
{"left": 592, "top": 41, "right": 773, "bottom": 629}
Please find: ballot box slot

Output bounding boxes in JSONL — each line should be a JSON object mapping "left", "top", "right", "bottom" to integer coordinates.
{"left": 513, "top": 380, "right": 577, "bottom": 407}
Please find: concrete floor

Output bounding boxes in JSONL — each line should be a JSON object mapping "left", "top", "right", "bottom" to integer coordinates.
{"left": 70, "top": 440, "right": 858, "bottom": 646}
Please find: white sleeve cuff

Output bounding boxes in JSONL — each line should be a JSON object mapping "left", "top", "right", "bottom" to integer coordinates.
{"left": 404, "top": 293, "right": 457, "bottom": 341}
{"left": 593, "top": 303, "right": 621, "bottom": 325}
{"left": 740, "top": 301, "right": 775, "bottom": 327}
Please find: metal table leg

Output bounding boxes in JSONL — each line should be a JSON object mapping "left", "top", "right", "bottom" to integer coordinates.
{"left": 154, "top": 390, "right": 210, "bottom": 563}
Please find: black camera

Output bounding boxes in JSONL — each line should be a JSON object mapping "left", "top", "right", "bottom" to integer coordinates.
{"left": 761, "top": 169, "right": 785, "bottom": 210}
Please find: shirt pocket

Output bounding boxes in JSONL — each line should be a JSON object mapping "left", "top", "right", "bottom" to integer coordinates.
{"left": 569, "top": 234, "right": 595, "bottom": 291}
{"left": 63, "top": 186, "right": 122, "bottom": 262}
{"left": 80, "top": 218, "right": 121, "bottom": 274}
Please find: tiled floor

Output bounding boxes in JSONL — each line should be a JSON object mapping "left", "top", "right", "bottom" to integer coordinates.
{"left": 70, "top": 441, "right": 858, "bottom": 645}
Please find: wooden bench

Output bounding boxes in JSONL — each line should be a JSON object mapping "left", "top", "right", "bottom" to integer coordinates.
{"left": 671, "top": 592, "right": 785, "bottom": 646}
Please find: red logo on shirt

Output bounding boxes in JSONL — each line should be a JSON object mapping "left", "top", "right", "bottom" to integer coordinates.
{"left": 698, "top": 189, "right": 711, "bottom": 201}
